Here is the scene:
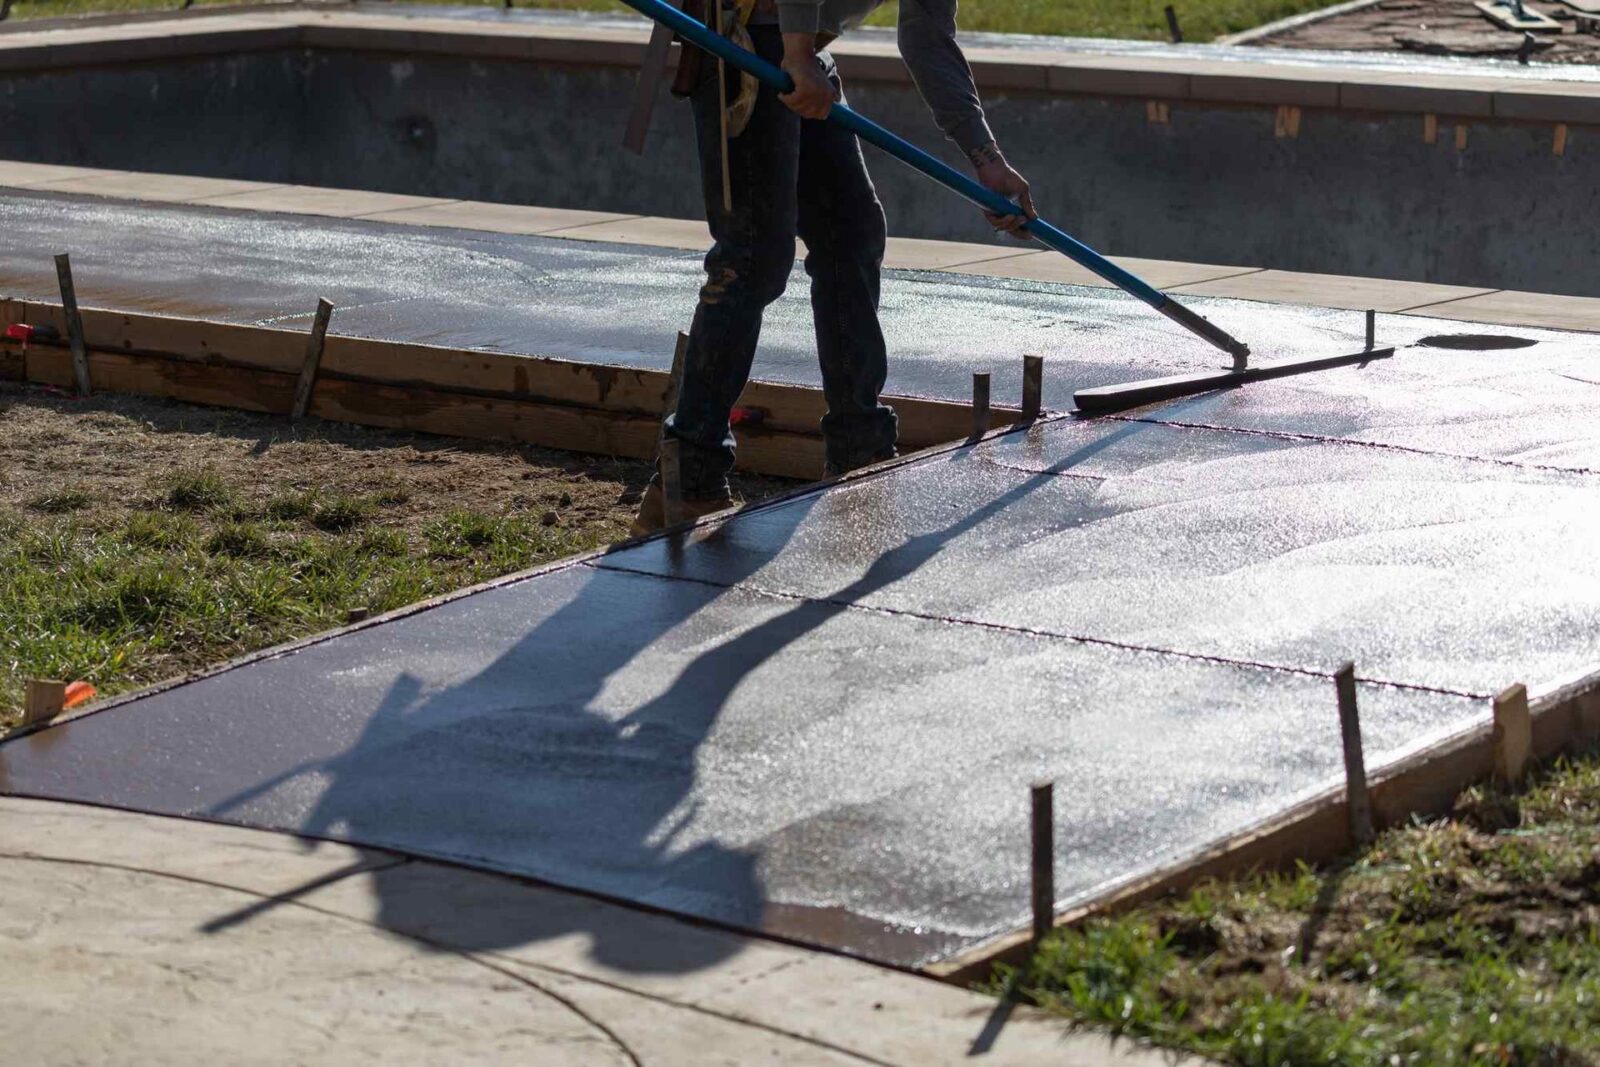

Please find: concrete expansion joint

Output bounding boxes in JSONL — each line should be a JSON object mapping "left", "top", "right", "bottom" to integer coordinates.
{"left": 585, "top": 561, "right": 1493, "bottom": 702}
{"left": 1113, "top": 412, "right": 1600, "bottom": 477}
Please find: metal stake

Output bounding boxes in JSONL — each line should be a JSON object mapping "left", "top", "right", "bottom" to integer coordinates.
{"left": 1365, "top": 308, "right": 1376, "bottom": 352}
{"left": 1031, "top": 781, "right": 1055, "bottom": 946}
{"left": 1164, "top": 4, "right": 1183, "bottom": 43}
{"left": 1020, "top": 355, "right": 1043, "bottom": 423}
{"left": 54, "top": 253, "right": 91, "bottom": 397}
{"left": 291, "top": 299, "right": 334, "bottom": 421}
{"left": 1335, "top": 662, "right": 1374, "bottom": 844}
{"left": 970, "top": 371, "right": 991, "bottom": 442}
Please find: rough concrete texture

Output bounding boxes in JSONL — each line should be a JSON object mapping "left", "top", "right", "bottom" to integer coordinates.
{"left": 6, "top": 319, "right": 1598, "bottom": 965}
{"left": 0, "top": 30, "right": 1594, "bottom": 292}
{"left": 0, "top": 798, "right": 1172, "bottom": 1065}
{"left": 0, "top": 190, "right": 1587, "bottom": 414}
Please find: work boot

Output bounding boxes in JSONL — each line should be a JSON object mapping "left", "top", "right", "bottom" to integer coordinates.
{"left": 628, "top": 483, "right": 734, "bottom": 538}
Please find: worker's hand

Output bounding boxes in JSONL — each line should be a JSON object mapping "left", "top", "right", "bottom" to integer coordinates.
{"left": 779, "top": 32, "right": 835, "bottom": 120}
{"left": 971, "top": 143, "right": 1036, "bottom": 239}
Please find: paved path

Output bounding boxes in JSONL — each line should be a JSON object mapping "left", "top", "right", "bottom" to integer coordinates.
{"left": 0, "top": 796, "right": 1173, "bottom": 1065}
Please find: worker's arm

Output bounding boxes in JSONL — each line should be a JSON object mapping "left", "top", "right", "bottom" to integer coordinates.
{"left": 895, "top": 0, "right": 1035, "bottom": 236}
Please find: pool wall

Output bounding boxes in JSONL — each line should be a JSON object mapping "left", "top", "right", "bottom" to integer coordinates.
{"left": 0, "top": 12, "right": 1594, "bottom": 294}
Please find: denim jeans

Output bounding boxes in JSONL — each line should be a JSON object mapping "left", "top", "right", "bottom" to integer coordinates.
{"left": 664, "top": 25, "right": 898, "bottom": 498}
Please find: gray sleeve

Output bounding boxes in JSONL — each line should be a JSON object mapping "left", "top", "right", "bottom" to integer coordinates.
{"left": 896, "top": 0, "right": 995, "bottom": 156}
{"left": 777, "top": 0, "right": 822, "bottom": 33}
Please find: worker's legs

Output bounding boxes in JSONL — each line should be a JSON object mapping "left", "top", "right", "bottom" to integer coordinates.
{"left": 796, "top": 54, "right": 897, "bottom": 476}
{"left": 664, "top": 25, "right": 801, "bottom": 501}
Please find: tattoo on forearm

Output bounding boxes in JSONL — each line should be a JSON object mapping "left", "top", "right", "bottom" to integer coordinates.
{"left": 968, "top": 141, "right": 1005, "bottom": 168}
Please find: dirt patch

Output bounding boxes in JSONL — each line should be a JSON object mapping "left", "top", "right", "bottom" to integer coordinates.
{"left": 0, "top": 383, "right": 788, "bottom": 540}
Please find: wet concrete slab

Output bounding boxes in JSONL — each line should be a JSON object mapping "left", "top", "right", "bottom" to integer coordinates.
{"left": 0, "top": 554, "right": 1479, "bottom": 968}
{"left": 1, "top": 189, "right": 1586, "bottom": 414}
{"left": 602, "top": 418, "right": 1600, "bottom": 696}
{"left": 2, "top": 188, "right": 1596, "bottom": 971}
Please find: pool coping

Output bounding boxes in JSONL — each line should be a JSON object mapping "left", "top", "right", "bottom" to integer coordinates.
{"left": 2, "top": 159, "right": 1596, "bottom": 335}
{"left": 0, "top": 5, "right": 1597, "bottom": 124}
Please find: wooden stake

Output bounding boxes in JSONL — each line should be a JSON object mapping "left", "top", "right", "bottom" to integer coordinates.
{"left": 1335, "top": 662, "right": 1374, "bottom": 844}
{"left": 659, "top": 437, "right": 684, "bottom": 526}
{"left": 1423, "top": 113, "right": 1438, "bottom": 145}
{"left": 1493, "top": 683, "right": 1532, "bottom": 786}
{"left": 1145, "top": 100, "right": 1170, "bottom": 125}
{"left": 1163, "top": 4, "right": 1183, "bottom": 42}
{"left": 970, "top": 372, "right": 991, "bottom": 442}
{"left": 1020, "top": 355, "right": 1043, "bottom": 423}
{"left": 1554, "top": 123, "right": 1569, "bottom": 157}
{"left": 24, "top": 679, "right": 66, "bottom": 727}
{"left": 290, "top": 298, "right": 334, "bottom": 421}
{"left": 1031, "top": 781, "right": 1055, "bottom": 946}
{"left": 53, "top": 254, "right": 90, "bottom": 397}
{"left": 1455, "top": 123, "right": 1469, "bottom": 152}
{"left": 664, "top": 330, "right": 690, "bottom": 417}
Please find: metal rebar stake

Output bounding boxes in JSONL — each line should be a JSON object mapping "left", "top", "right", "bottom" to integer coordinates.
{"left": 1031, "top": 781, "right": 1055, "bottom": 946}
{"left": 971, "top": 372, "right": 991, "bottom": 442}
{"left": 1020, "top": 355, "right": 1043, "bottom": 423}
{"left": 1335, "top": 662, "right": 1374, "bottom": 844}
{"left": 53, "top": 253, "right": 91, "bottom": 397}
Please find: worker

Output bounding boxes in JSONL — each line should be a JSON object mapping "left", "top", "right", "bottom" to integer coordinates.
{"left": 632, "top": 0, "right": 1037, "bottom": 535}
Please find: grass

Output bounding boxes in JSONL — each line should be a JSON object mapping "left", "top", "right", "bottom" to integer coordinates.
{"left": 2, "top": 0, "right": 1338, "bottom": 43}
{"left": 0, "top": 472, "right": 613, "bottom": 724}
{"left": 1006, "top": 750, "right": 1600, "bottom": 1066}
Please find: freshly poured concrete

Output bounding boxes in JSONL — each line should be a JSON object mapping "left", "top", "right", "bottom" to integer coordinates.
{"left": 0, "top": 189, "right": 1586, "bottom": 413}
{"left": 7, "top": 357, "right": 1599, "bottom": 964}
{"left": 3, "top": 185, "right": 1598, "bottom": 970}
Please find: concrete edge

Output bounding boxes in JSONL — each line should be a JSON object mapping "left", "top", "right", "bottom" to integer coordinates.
{"left": 3, "top": 164, "right": 1595, "bottom": 334}
{"left": 0, "top": 6, "right": 1596, "bottom": 124}
{"left": 930, "top": 666, "right": 1600, "bottom": 985}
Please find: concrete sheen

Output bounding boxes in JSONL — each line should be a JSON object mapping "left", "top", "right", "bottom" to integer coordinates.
{"left": 13, "top": 349, "right": 1600, "bottom": 965}
{"left": 0, "top": 190, "right": 1594, "bottom": 416}
{"left": 0, "top": 798, "right": 1169, "bottom": 1066}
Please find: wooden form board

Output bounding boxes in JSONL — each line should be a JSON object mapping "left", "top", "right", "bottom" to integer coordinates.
{"left": 929, "top": 669, "right": 1600, "bottom": 985}
{"left": 0, "top": 299, "right": 1019, "bottom": 481}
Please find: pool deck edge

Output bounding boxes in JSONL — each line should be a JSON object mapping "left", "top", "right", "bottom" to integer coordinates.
{"left": 2, "top": 163, "right": 1596, "bottom": 335}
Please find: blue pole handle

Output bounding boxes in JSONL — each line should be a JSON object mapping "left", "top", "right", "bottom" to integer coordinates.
{"left": 616, "top": 0, "right": 1251, "bottom": 361}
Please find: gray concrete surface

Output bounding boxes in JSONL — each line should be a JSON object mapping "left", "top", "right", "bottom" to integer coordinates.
{"left": 0, "top": 797, "right": 1175, "bottom": 1065}
{"left": 0, "top": 189, "right": 1579, "bottom": 413}
{"left": 0, "top": 16, "right": 1592, "bottom": 293}
{"left": 5, "top": 320, "right": 1598, "bottom": 966}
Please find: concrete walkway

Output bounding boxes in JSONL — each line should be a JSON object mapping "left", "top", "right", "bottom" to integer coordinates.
{"left": 0, "top": 796, "right": 1175, "bottom": 1066}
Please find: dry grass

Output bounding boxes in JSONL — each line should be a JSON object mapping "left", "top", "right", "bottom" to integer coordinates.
{"left": 0, "top": 382, "right": 788, "bottom": 724}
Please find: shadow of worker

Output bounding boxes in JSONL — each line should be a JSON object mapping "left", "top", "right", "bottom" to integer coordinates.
{"left": 200, "top": 493, "right": 820, "bottom": 977}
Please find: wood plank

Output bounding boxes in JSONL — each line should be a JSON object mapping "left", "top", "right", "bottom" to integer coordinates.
{"left": 18, "top": 341, "right": 826, "bottom": 479}
{"left": 2, "top": 299, "right": 997, "bottom": 476}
